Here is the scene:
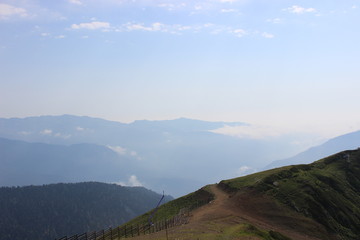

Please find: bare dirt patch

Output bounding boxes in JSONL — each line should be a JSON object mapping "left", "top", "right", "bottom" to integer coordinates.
{"left": 126, "top": 184, "right": 332, "bottom": 240}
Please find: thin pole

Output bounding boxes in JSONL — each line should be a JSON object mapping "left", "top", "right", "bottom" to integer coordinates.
{"left": 165, "top": 220, "right": 169, "bottom": 240}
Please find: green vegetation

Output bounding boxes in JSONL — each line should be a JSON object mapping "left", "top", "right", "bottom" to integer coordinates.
{"left": 208, "top": 223, "right": 291, "bottom": 240}
{"left": 220, "top": 149, "right": 360, "bottom": 239}
{"left": 124, "top": 185, "right": 215, "bottom": 226}
{"left": 0, "top": 182, "right": 172, "bottom": 240}
{"left": 219, "top": 166, "right": 292, "bottom": 191}
{"left": 157, "top": 222, "right": 291, "bottom": 240}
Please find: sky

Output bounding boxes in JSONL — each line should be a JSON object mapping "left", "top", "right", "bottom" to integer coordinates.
{"left": 1, "top": 0, "right": 360, "bottom": 141}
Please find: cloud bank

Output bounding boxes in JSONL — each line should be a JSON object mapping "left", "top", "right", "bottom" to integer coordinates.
{"left": 115, "top": 175, "right": 143, "bottom": 187}
{"left": 71, "top": 21, "right": 111, "bottom": 30}
{"left": 0, "top": 3, "right": 28, "bottom": 19}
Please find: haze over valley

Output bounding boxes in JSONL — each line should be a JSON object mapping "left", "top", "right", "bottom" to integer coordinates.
{"left": 1, "top": 0, "right": 360, "bottom": 239}
{"left": 1, "top": 115, "right": 360, "bottom": 198}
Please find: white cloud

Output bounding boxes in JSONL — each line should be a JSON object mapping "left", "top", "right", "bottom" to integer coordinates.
{"left": 152, "top": 22, "right": 165, "bottom": 31}
{"left": 124, "top": 23, "right": 154, "bottom": 31}
{"left": 158, "top": 3, "right": 186, "bottom": 11}
{"left": 211, "top": 124, "right": 285, "bottom": 139}
{"left": 107, "top": 146, "right": 142, "bottom": 159}
{"left": 121, "top": 22, "right": 195, "bottom": 34}
{"left": 262, "top": 32, "right": 274, "bottom": 38}
{"left": 220, "top": 8, "right": 238, "bottom": 13}
{"left": 55, "top": 35, "right": 66, "bottom": 39}
{"left": 128, "top": 175, "right": 143, "bottom": 186}
{"left": 119, "top": 23, "right": 251, "bottom": 38}
{"left": 106, "top": 21, "right": 257, "bottom": 39}
{"left": 68, "top": 0, "right": 83, "bottom": 5}
{"left": 284, "top": 5, "right": 316, "bottom": 14}
{"left": 231, "top": 28, "right": 247, "bottom": 37}
{"left": 71, "top": 21, "right": 111, "bottom": 30}
{"left": 219, "top": 0, "right": 238, "bottom": 3}
{"left": 115, "top": 175, "right": 143, "bottom": 187}
{"left": 236, "top": 166, "right": 255, "bottom": 176}
{"left": 158, "top": 3, "right": 174, "bottom": 9}
{"left": 266, "top": 18, "right": 282, "bottom": 24}
{"left": 130, "top": 151, "right": 138, "bottom": 157}
{"left": 40, "top": 129, "right": 53, "bottom": 135}
{"left": 39, "top": 129, "right": 71, "bottom": 138}
{"left": 76, "top": 126, "right": 84, "bottom": 131}
{"left": 194, "top": 5, "right": 203, "bottom": 11}
{"left": 107, "top": 145, "right": 127, "bottom": 155}
{"left": 0, "top": 4, "right": 28, "bottom": 19}
{"left": 176, "top": 25, "right": 192, "bottom": 31}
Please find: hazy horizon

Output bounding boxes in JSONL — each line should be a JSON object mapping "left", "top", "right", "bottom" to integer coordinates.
{"left": 1, "top": 0, "right": 360, "bottom": 141}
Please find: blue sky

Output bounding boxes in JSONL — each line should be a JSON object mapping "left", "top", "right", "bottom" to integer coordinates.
{"left": 1, "top": 0, "right": 360, "bottom": 140}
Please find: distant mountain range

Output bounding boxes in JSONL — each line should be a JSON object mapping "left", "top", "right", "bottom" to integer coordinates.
{"left": 0, "top": 182, "right": 172, "bottom": 240}
{"left": 0, "top": 115, "right": 308, "bottom": 196}
{"left": 266, "top": 130, "right": 360, "bottom": 169}
{"left": 0, "top": 137, "right": 137, "bottom": 186}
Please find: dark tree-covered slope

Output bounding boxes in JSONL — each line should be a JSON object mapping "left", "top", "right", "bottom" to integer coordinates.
{"left": 0, "top": 182, "right": 172, "bottom": 240}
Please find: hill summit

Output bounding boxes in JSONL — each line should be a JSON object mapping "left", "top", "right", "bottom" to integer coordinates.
{"left": 122, "top": 148, "right": 360, "bottom": 240}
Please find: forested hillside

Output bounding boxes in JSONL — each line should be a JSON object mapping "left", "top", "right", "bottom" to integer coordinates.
{"left": 0, "top": 182, "right": 172, "bottom": 240}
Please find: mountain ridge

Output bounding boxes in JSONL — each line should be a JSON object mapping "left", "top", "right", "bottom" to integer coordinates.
{"left": 0, "top": 137, "right": 138, "bottom": 187}
{"left": 122, "top": 149, "right": 360, "bottom": 240}
{"left": 266, "top": 130, "right": 360, "bottom": 169}
{"left": 0, "top": 115, "right": 307, "bottom": 196}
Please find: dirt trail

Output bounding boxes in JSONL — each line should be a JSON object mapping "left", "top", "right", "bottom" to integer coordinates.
{"left": 187, "top": 184, "right": 327, "bottom": 240}
{"left": 127, "top": 184, "right": 330, "bottom": 240}
{"left": 190, "top": 184, "right": 232, "bottom": 222}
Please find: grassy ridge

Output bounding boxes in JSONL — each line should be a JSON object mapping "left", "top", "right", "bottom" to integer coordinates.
{"left": 220, "top": 149, "right": 360, "bottom": 239}
{"left": 122, "top": 185, "right": 215, "bottom": 227}
{"left": 166, "top": 222, "right": 292, "bottom": 240}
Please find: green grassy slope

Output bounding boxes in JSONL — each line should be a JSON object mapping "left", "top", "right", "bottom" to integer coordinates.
{"left": 122, "top": 185, "right": 215, "bottom": 227}
{"left": 220, "top": 149, "right": 360, "bottom": 239}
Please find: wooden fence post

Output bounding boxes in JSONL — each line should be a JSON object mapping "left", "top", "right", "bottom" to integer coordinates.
{"left": 165, "top": 220, "right": 169, "bottom": 240}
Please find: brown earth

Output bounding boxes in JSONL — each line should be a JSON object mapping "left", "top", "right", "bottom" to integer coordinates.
{"left": 125, "top": 184, "right": 333, "bottom": 240}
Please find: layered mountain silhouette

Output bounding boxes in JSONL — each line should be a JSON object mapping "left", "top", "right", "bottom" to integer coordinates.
{"left": 0, "top": 137, "right": 137, "bottom": 186}
{"left": 266, "top": 130, "right": 360, "bottom": 169}
{"left": 0, "top": 115, "right": 306, "bottom": 196}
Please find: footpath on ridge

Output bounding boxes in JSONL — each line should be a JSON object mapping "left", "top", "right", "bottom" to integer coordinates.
{"left": 126, "top": 184, "right": 326, "bottom": 240}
